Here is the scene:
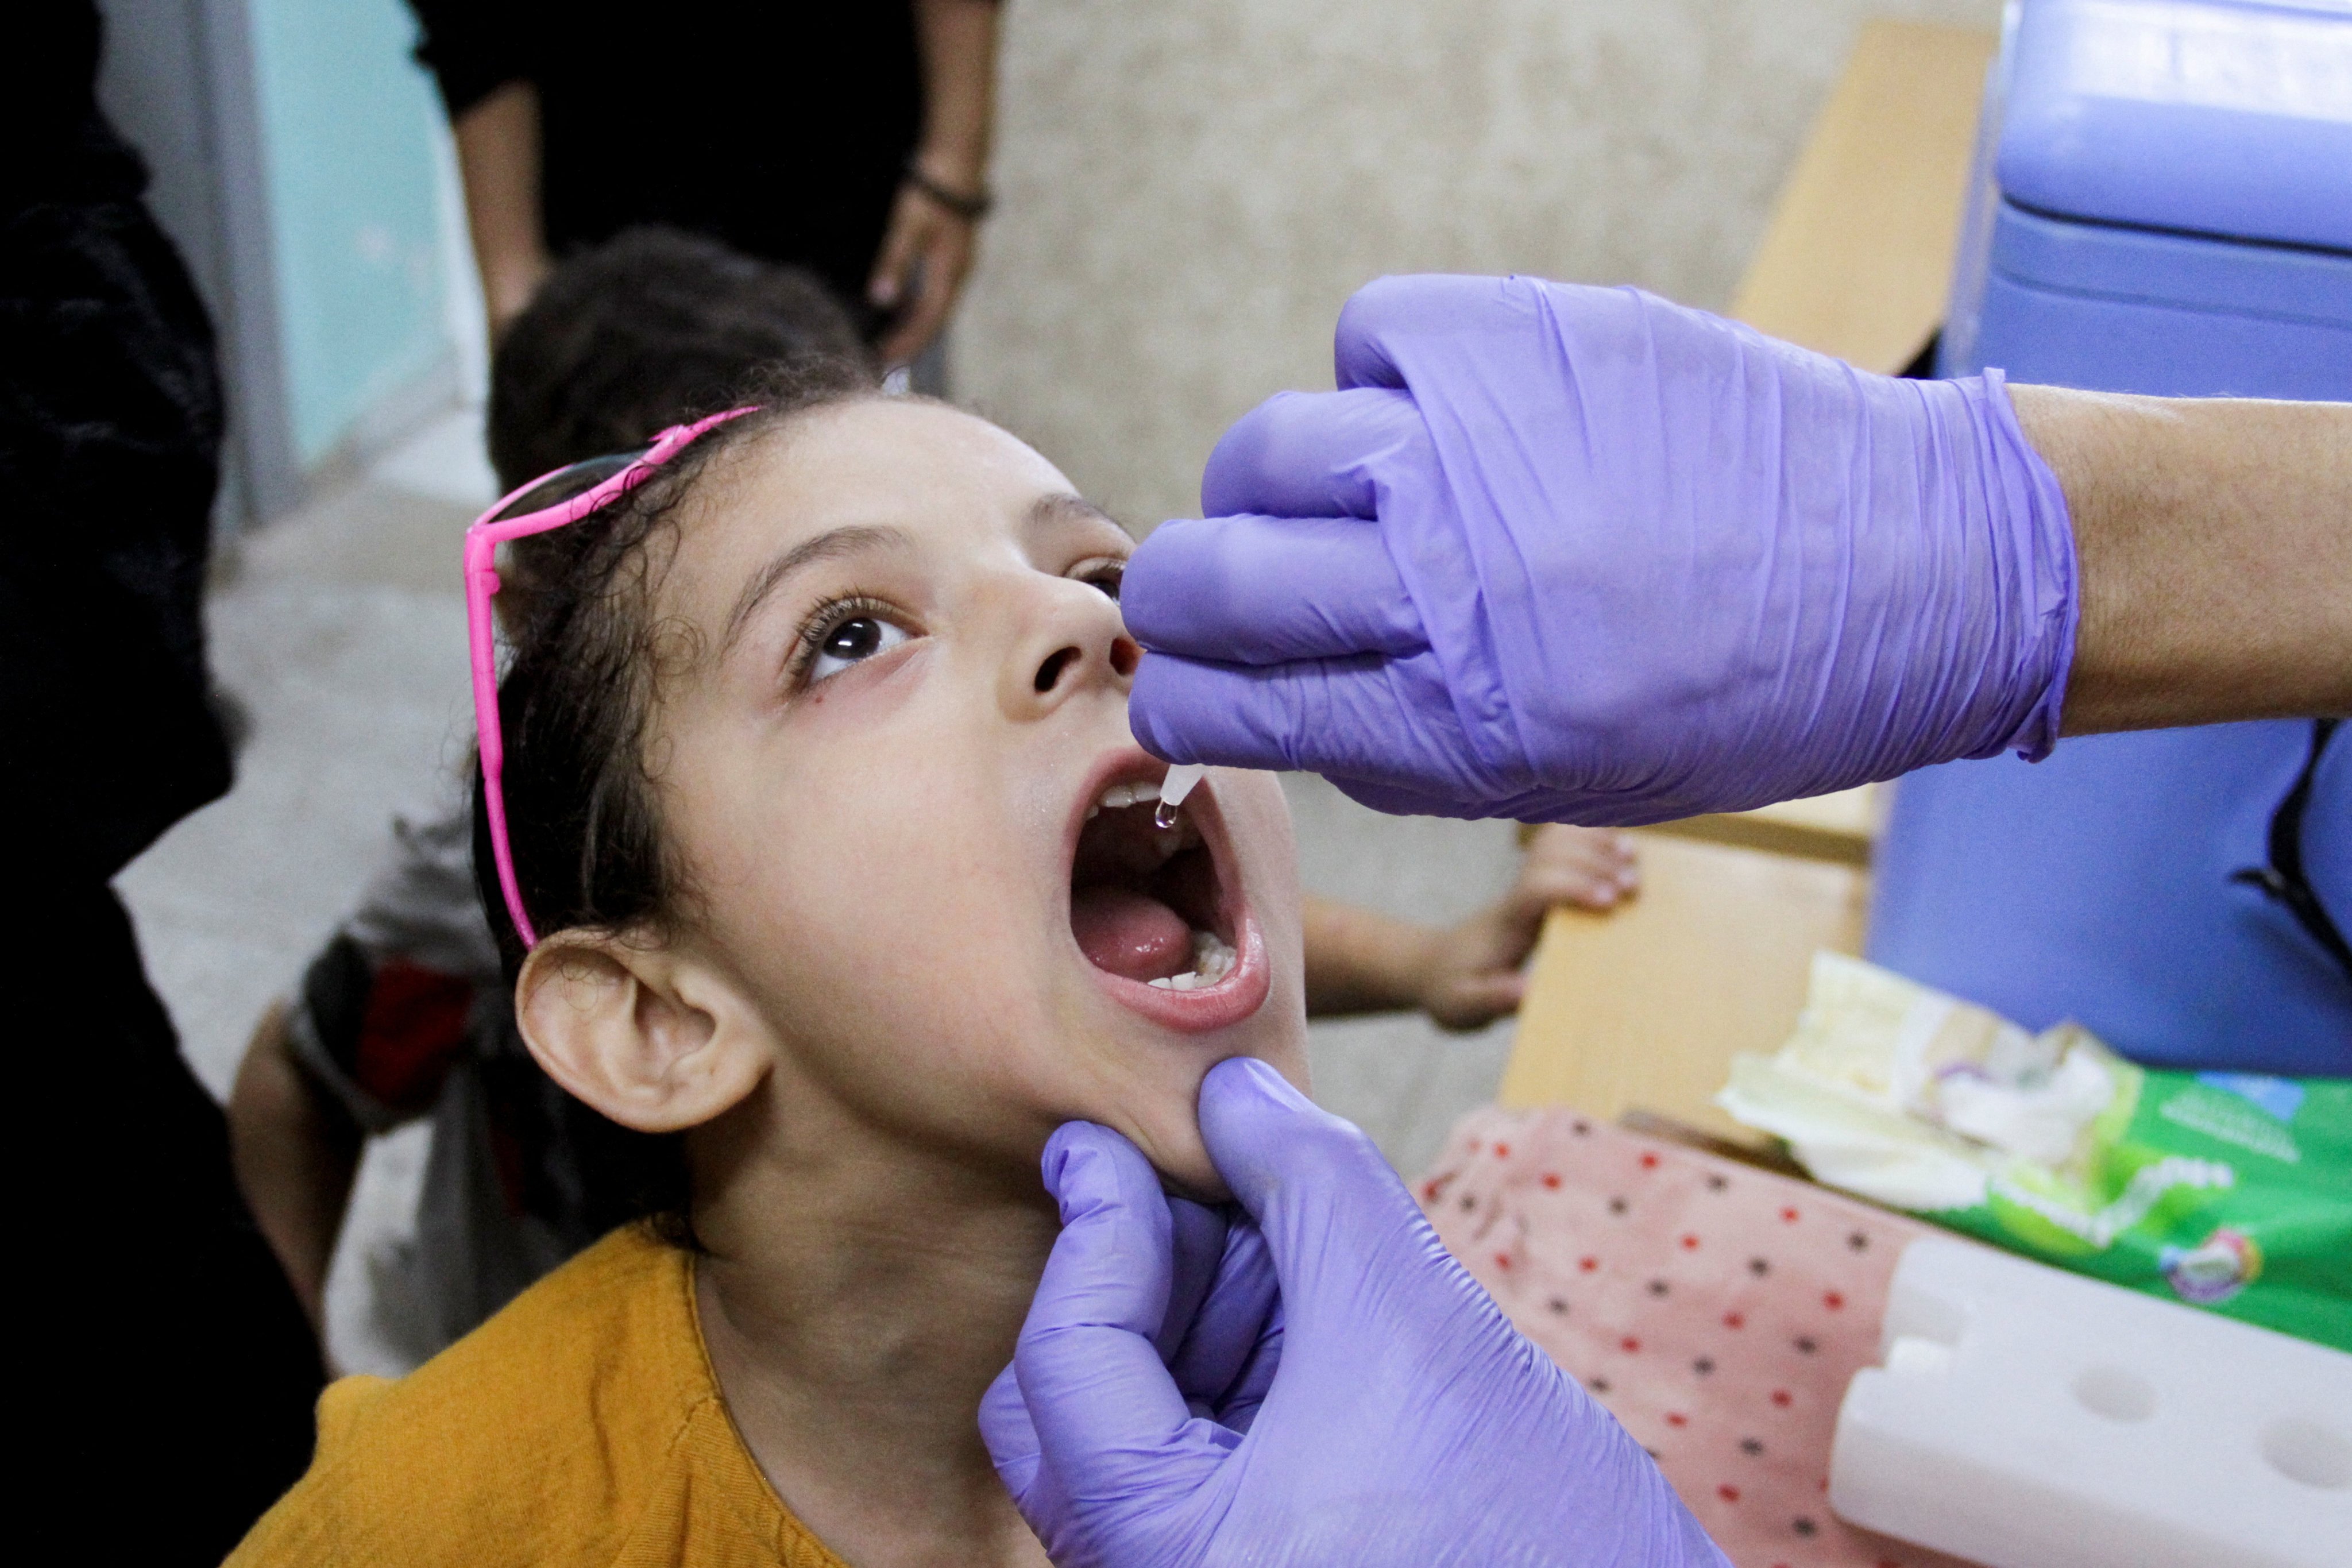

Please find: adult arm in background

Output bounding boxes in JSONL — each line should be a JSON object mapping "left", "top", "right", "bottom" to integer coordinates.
{"left": 868, "top": 0, "right": 1001, "bottom": 366}
{"left": 982, "top": 1059, "right": 1729, "bottom": 1567}
{"left": 1122, "top": 276, "right": 2352, "bottom": 827}
{"left": 1304, "top": 824, "right": 1637, "bottom": 1029}
{"left": 451, "top": 80, "right": 551, "bottom": 339}
{"left": 406, "top": 0, "right": 549, "bottom": 337}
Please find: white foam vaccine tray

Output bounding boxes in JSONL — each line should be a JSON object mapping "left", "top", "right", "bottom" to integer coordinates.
{"left": 1830, "top": 1237, "right": 2351, "bottom": 1568}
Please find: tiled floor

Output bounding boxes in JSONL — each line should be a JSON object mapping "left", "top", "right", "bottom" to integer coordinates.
{"left": 117, "top": 408, "right": 1527, "bottom": 1371}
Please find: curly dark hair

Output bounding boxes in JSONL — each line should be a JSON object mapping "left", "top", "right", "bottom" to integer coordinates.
{"left": 472, "top": 358, "right": 882, "bottom": 1237}
{"left": 488, "top": 225, "right": 871, "bottom": 491}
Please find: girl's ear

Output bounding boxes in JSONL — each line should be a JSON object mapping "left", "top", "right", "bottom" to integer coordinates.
{"left": 515, "top": 933, "right": 768, "bottom": 1133}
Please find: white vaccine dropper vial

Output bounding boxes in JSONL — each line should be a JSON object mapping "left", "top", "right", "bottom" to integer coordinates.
{"left": 1154, "top": 763, "right": 1207, "bottom": 829}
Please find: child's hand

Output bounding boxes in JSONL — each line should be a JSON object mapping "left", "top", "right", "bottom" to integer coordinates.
{"left": 1416, "top": 826, "right": 1637, "bottom": 1032}
{"left": 1301, "top": 828, "right": 1636, "bottom": 1027}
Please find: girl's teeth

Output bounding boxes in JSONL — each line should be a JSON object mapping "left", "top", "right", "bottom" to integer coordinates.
{"left": 1145, "top": 930, "right": 1236, "bottom": 990}
{"left": 1196, "top": 932, "right": 1234, "bottom": 982}
{"left": 1096, "top": 779, "right": 1163, "bottom": 812}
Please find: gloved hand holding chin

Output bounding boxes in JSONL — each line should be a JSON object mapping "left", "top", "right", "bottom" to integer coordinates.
{"left": 981, "top": 1059, "right": 1726, "bottom": 1568}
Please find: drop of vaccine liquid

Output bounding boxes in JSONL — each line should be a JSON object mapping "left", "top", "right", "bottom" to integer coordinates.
{"left": 1153, "top": 800, "right": 1179, "bottom": 830}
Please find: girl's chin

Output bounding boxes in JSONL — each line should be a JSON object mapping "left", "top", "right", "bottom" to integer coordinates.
{"left": 1136, "top": 1046, "right": 1311, "bottom": 1203}
{"left": 1152, "top": 1152, "right": 1235, "bottom": 1207}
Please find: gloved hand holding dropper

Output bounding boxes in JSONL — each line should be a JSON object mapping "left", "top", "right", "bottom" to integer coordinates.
{"left": 1009, "top": 273, "right": 2352, "bottom": 1566}
{"left": 1123, "top": 273, "right": 2080, "bottom": 826}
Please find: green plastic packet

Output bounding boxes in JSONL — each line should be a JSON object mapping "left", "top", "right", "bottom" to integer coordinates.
{"left": 1717, "top": 952, "right": 2352, "bottom": 1350}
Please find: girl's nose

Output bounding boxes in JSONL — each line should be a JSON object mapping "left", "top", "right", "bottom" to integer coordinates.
{"left": 1005, "top": 582, "right": 1138, "bottom": 719}
{"left": 1032, "top": 632, "right": 1139, "bottom": 694}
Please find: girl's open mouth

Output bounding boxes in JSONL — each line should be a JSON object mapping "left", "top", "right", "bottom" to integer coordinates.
{"left": 1065, "top": 759, "right": 1268, "bottom": 1032}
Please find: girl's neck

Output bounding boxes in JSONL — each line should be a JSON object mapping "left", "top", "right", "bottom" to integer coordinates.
{"left": 692, "top": 1102, "right": 1060, "bottom": 1567}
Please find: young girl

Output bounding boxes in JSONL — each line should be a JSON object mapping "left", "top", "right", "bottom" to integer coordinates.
{"left": 231, "top": 364, "right": 1320, "bottom": 1565}
{"left": 230, "top": 228, "right": 1637, "bottom": 1378}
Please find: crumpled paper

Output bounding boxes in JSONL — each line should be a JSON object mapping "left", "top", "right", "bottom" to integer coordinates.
{"left": 1716, "top": 952, "right": 2124, "bottom": 1211}
{"left": 1718, "top": 953, "right": 2351, "bottom": 1349}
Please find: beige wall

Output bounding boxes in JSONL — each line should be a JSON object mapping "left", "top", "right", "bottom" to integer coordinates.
{"left": 956, "top": 0, "right": 1998, "bottom": 530}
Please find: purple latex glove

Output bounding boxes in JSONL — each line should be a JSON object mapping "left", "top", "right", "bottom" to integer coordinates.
{"left": 1123, "top": 275, "right": 2077, "bottom": 825}
{"left": 980, "top": 1058, "right": 1727, "bottom": 1567}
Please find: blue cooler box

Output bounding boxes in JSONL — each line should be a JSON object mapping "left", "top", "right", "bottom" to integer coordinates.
{"left": 1938, "top": 0, "right": 2352, "bottom": 396}
{"left": 1870, "top": 0, "right": 2352, "bottom": 1073}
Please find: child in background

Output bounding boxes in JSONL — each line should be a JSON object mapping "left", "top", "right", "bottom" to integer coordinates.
{"left": 226, "top": 227, "right": 1638, "bottom": 1368}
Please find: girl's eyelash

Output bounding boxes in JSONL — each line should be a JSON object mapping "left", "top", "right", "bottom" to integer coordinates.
{"left": 783, "top": 562, "right": 1122, "bottom": 688}
{"left": 787, "top": 592, "right": 905, "bottom": 686}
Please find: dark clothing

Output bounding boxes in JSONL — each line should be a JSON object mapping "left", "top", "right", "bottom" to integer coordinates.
{"left": 1, "top": 0, "right": 148, "bottom": 210}
{"left": 7, "top": 8, "right": 323, "bottom": 1559}
{"left": 4, "top": 3, "right": 231, "bottom": 881}
{"left": 408, "top": 0, "right": 925, "bottom": 314}
{"left": 26, "top": 890, "right": 329, "bottom": 1565}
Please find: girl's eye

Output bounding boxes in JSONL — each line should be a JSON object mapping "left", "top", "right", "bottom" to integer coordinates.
{"left": 807, "top": 614, "right": 912, "bottom": 683}
{"left": 1076, "top": 561, "right": 1124, "bottom": 601}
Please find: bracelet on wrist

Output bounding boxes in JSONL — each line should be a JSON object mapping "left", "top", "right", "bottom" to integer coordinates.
{"left": 903, "top": 163, "right": 993, "bottom": 222}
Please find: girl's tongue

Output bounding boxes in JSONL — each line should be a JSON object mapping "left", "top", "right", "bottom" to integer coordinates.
{"left": 1070, "top": 885, "right": 1192, "bottom": 982}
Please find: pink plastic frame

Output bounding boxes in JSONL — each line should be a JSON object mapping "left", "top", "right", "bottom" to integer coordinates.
{"left": 465, "top": 407, "right": 755, "bottom": 948}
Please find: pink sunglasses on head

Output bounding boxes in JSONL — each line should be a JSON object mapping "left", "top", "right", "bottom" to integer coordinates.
{"left": 465, "top": 406, "right": 756, "bottom": 949}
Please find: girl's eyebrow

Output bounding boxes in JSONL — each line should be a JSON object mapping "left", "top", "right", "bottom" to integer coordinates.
{"left": 1029, "top": 492, "right": 1128, "bottom": 538}
{"left": 722, "top": 523, "right": 912, "bottom": 655}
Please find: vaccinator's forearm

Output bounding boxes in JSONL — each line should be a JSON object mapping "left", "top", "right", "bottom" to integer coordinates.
{"left": 2014, "top": 387, "right": 2352, "bottom": 733}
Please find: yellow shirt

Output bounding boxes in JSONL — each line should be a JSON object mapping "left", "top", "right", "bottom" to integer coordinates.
{"left": 230, "top": 1226, "right": 848, "bottom": 1567}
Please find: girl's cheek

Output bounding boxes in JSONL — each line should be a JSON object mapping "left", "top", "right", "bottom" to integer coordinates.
{"left": 788, "top": 640, "right": 933, "bottom": 728}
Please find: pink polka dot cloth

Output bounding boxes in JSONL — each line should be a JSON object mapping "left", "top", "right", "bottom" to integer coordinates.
{"left": 1418, "top": 1105, "right": 1979, "bottom": 1568}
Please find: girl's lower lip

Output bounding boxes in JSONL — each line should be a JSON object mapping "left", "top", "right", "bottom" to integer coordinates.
{"left": 1087, "top": 910, "right": 1270, "bottom": 1034}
